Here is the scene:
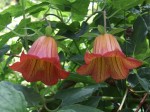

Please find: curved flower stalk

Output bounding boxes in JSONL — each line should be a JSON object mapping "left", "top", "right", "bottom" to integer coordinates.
{"left": 77, "top": 34, "right": 142, "bottom": 83}
{"left": 10, "top": 36, "right": 69, "bottom": 85}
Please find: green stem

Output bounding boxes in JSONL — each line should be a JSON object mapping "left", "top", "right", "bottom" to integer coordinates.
{"left": 45, "top": 14, "right": 64, "bottom": 23}
{"left": 103, "top": 10, "right": 106, "bottom": 33}
{"left": 0, "top": 25, "right": 25, "bottom": 37}
{"left": 100, "top": 96, "right": 150, "bottom": 102}
{"left": 21, "top": 0, "right": 29, "bottom": 51}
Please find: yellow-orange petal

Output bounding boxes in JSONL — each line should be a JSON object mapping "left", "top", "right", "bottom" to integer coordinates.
{"left": 77, "top": 55, "right": 110, "bottom": 82}
{"left": 10, "top": 53, "right": 69, "bottom": 85}
{"left": 84, "top": 52, "right": 102, "bottom": 64}
{"left": 122, "top": 57, "right": 143, "bottom": 69}
{"left": 104, "top": 50, "right": 142, "bottom": 79}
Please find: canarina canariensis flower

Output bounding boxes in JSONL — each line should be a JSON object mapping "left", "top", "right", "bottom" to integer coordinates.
{"left": 77, "top": 34, "right": 142, "bottom": 82}
{"left": 10, "top": 36, "right": 69, "bottom": 85}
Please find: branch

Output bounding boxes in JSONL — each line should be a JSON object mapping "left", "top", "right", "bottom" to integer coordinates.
{"left": 135, "top": 93, "right": 148, "bottom": 112}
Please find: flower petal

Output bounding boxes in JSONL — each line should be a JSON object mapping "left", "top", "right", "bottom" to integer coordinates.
{"left": 10, "top": 53, "right": 69, "bottom": 85}
{"left": 77, "top": 57, "right": 110, "bottom": 82}
{"left": 84, "top": 52, "right": 101, "bottom": 64}
{"left": 122, "top": 57, "right": 143, "bottom": 69}
{"left": 104, "top": 50, "right": 142, "bottom": 79}
{"left": 107, "top": 56, "right": 129, "bottom": 79}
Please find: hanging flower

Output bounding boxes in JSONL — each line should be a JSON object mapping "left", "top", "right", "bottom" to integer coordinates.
{"left": 10, "top": 36, "right": 69, "bottom": 85}
{"left": 77, "top": 34, "right": 142, "bottom": 82}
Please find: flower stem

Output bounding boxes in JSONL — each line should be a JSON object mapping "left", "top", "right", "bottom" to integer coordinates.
{"left": 103, "top": 10, "right": 106, "bottom": 33}
{"left": 21, "top": 0, "right": 29, "bottom": 51}
{"left": 117, "top": 88, "right": 128, "bottom": 111}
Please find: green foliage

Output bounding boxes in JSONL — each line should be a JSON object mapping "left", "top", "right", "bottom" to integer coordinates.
{"left": 0, "top": 0, "right": 150, "bottom": 112}
{"left": 58, "top": 104, "right": 103, "bottom": 112}
{"left": 0, "top": 81, "right": 27, "bottom": 112}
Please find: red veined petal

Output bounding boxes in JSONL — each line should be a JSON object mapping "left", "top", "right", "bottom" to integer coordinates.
{"left": 84, "top": 52, "right": 101, "bottom": 64}
{"left": 107, "top": 56, "right": 129, "bottom": 79}
{"left": 122, "top": 57, "right": 143, "bottom": 69}
{"left": 77, "top": 57, "right": 110, "bottom": 82}
{"left": 9, "top": 53, "right": 69, "bottom": 85}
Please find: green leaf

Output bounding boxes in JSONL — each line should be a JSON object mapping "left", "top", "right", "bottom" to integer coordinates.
{"left": 71, "top": 0, "right": 90, "bottom": 20}
{"left": 0, "top": 18, "right": 31, "bottom": 49}
{"left": 58, "top": 104, "right": 103, "bottom": 112}
{"left": 82, "top": 96, "right": 100, "bottom": 108}
{"left": 1, "top": 5, "right": 23, "bottom": 17}
{"left": 0, "top": 32, "right": 15, "bottom": 49}
{"left": 0, "top": 13, "right": 12, "bottom": 31}
{"left": 109, "top": 28, "right": 125, "bottom": 35}
{"left": 97, "top": 25, "right": 105, "bottom": 34}
{"left": 120, "top": 108, "right": 134, "bottom": 112}
{"left": 126, "top": 16, "right": 148, "bottom": 55}
{"left": 10, "top": 42, "right": 22, "bottom": 54}
{"left": 143, "top": 13, "right": 150, "bottom": 32}
{"left": 70, "top": 54, "right": 84, "bottom": 63}
{"left": 0, "top": 45, "right": 10, "bottom": 56}
{"left": 67, "top": 73, "right": 96, "bottom": 84}
{"left": 55, "top": 84, "right": 107, "bottom": 106}
{"left": 132, "top": 16, "right": 148, "bottom": 44}
{"left": 3, "top": 81, "right": 42, "bottom": 107}
{"left": 112, "top": 0, "right": 144, "bottom": 10}
{"left": 25, "top": 2, "right": 48, "bottom": 15}
{"left": 127, "top": 74, "right": 139, "bottom": 88}
{"left": 0, "top": 81, "right": 27, "bottom": 112}
{"left": 0, "top": 45, "right": 10, "bottom": 62}
{"left": 137, "top": 67, "right": 150, "bottom": 80}
{"left": 136, "top": 75, "right": 150, "bottom": 92}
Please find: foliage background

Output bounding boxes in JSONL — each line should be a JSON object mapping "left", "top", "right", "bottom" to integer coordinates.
{"left": 0, "top": 0, "right": 150, "bottom": 112}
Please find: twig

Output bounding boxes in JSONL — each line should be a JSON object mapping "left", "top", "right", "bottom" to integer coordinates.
{"left": 117, "top": 88, "right": 128, "bottom": 112}
{"left": 45, "top": 14, "right": 64, "bottom": 23}
{"left": 5, "top": 53, "right": 20, "bottom": 57}
{"left": 135, "top": 93, "right": 148, "bottom": 112}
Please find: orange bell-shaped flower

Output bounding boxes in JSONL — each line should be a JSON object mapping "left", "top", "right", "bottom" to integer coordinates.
{"left": 77, "top": 34, "right": 142, "bottom": 82}
{"left": 10, "top": 36, "right": 69, "bottom": 85}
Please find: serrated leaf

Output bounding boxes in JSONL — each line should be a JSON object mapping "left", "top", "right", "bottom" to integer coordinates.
{"left": 0, "top": 81, "right": 27, "bottom": 112}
